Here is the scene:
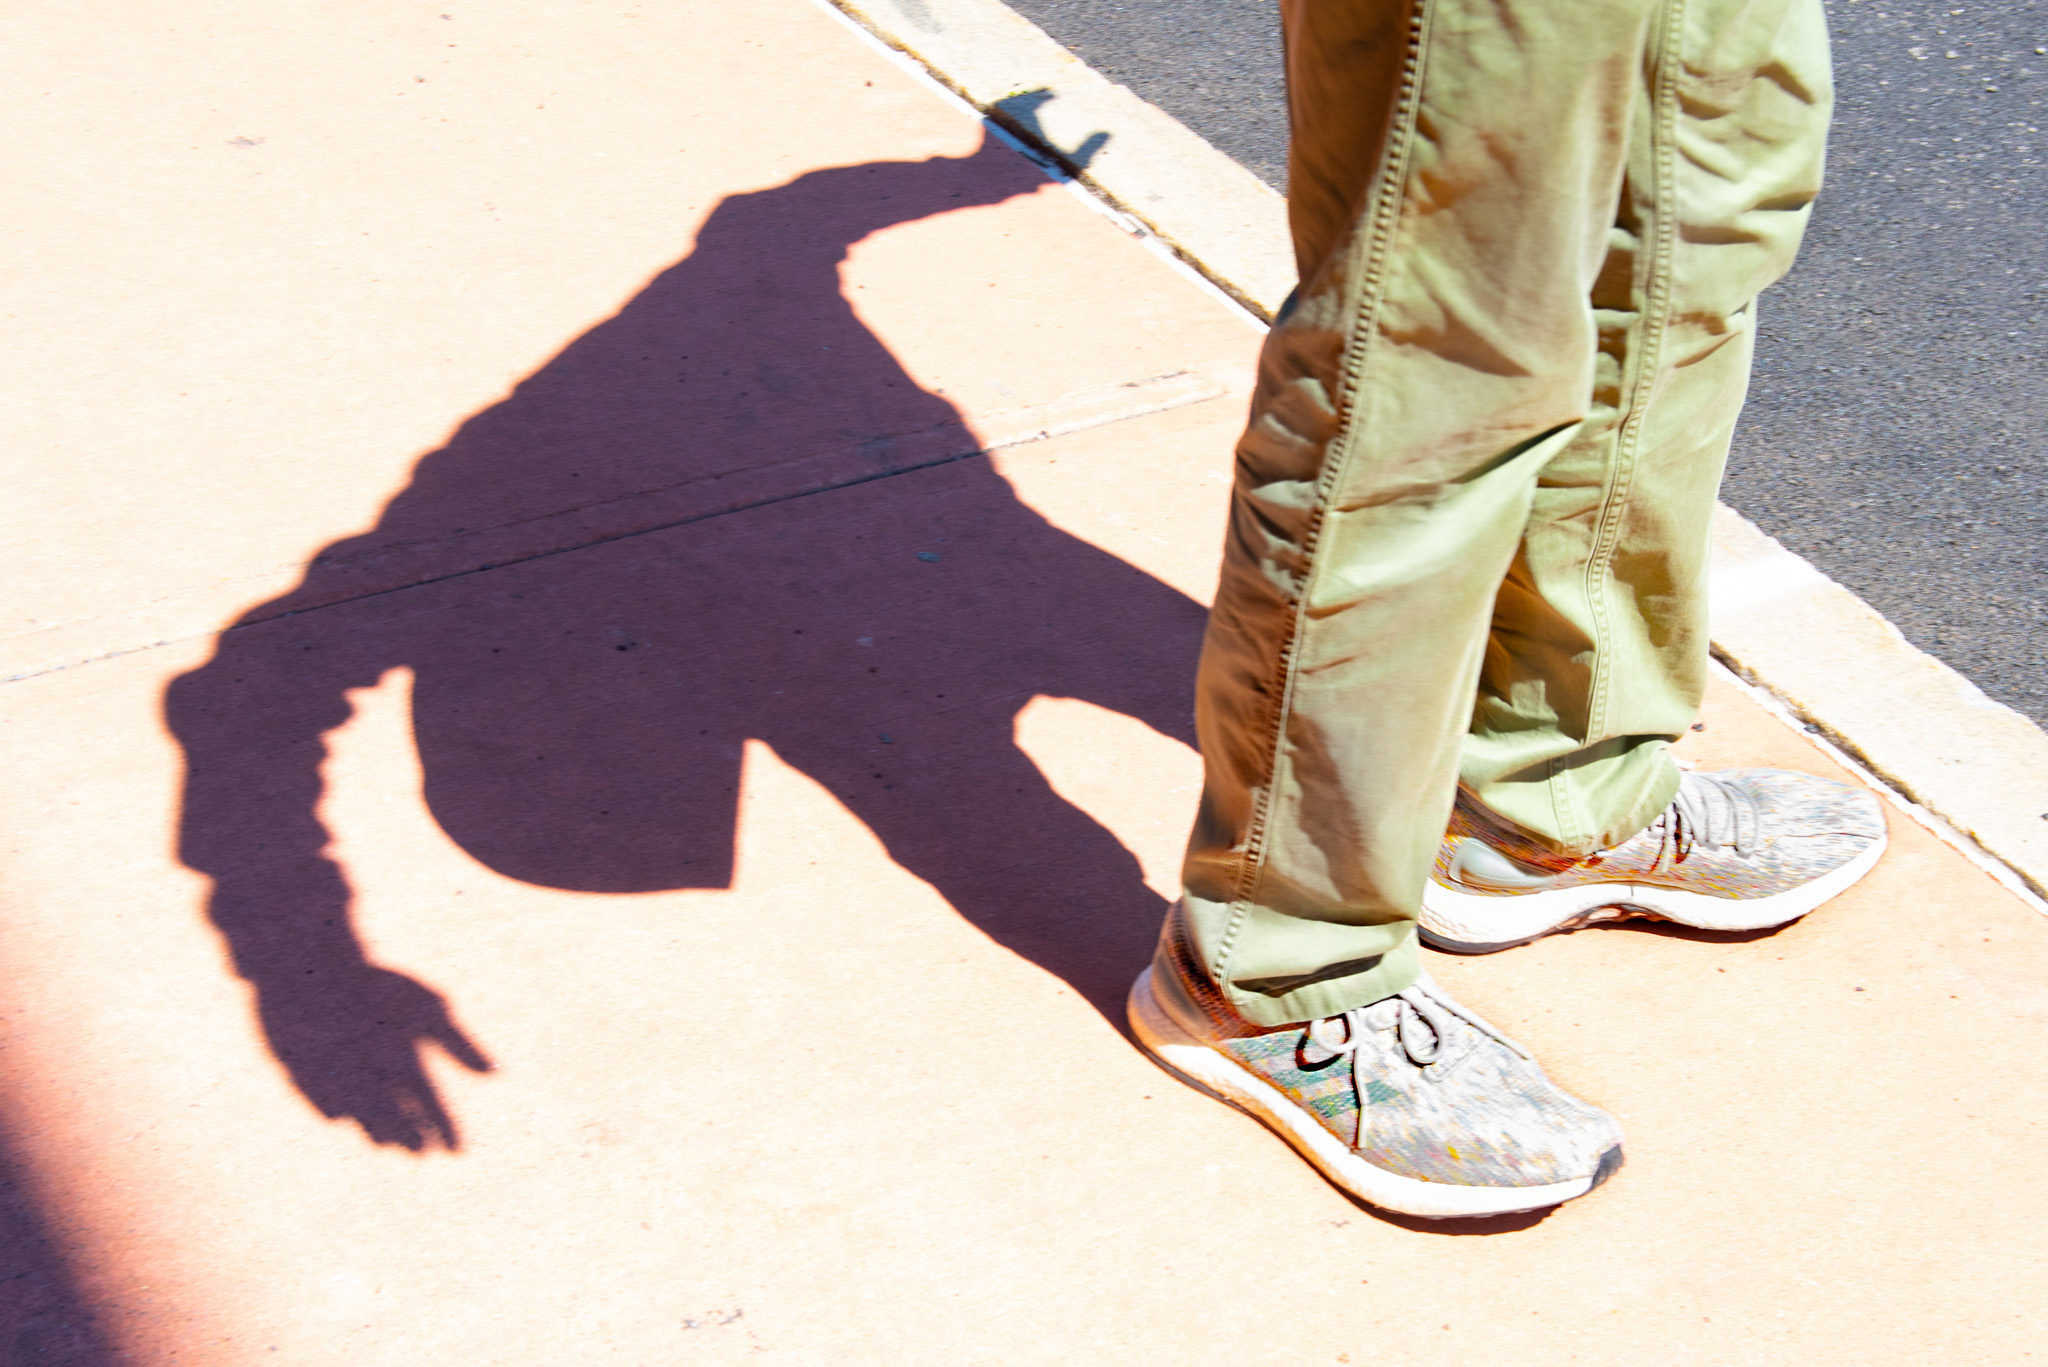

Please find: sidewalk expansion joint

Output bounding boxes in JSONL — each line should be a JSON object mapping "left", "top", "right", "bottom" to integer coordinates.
{"left": 3, "top": 378, "right": 1228, "bottom": 684}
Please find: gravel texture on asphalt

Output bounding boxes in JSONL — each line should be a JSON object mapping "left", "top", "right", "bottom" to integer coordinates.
{"left": 1006, "top": 0, "right": 2048, "bottom": 726}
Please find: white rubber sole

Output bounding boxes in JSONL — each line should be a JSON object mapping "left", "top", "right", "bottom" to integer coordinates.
{"left": 1419, "top": 831, "right": 1889, "bottom": 954}
{"left": 1125, "top": 968, "right": 1609, "bottom": 1220}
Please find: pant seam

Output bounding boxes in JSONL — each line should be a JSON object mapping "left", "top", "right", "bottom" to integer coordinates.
{"left": 1214, "top": 0, "right": 1436, "bottom": 991}
{"left": 1570, "top": 0, "right": 1687, "bottom": 852}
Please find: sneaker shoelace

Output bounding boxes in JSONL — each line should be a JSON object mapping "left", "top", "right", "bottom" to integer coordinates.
{"left": 1300, "top": 984, "right": 1527, "bottom": 1122}
{"left": 1648, "top": 770, "right": 1761, "bottom": 862}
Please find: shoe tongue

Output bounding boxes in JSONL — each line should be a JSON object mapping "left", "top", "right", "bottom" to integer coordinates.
{"left": 1675, "top": 770, "right": 1755, "bottom": 848}
{"left": 1358, "top": 998, "right": 1403, "bottom": 1030}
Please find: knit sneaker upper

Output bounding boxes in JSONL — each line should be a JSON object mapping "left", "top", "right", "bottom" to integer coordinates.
{"left": 1155, "top": 917, "right": 1620, "bottom": 1189}
{"left": 1435, "top": 767, "right": 1886, "bottom": 902}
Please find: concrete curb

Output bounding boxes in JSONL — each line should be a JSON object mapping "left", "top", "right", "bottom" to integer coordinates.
{"left": 1709, "top": 507, "right": 2048, "bottom": 903}
{"left": 820, "top": 0, "right": 2048, "bottom": 905}
{"left": 824, "top": 0, "right": 1294, "bottom": 320}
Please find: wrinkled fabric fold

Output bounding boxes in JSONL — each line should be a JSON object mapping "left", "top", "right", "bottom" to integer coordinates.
{"left": 1180, "top": 0, "right": 1833, "bottom": 1025}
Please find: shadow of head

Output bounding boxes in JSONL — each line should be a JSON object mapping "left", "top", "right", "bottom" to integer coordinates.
{"left": 165, "top": 124, "right": 1204, "bottom": 1149}
{"left": 992, "top": 88, "right": 1111, "bottom": 176}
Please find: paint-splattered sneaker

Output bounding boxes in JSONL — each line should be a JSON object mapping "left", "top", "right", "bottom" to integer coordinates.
{"left": 1128, "top": 911, "right": 1623, "bottom": 1219}
{"left": 1421, "top": 768, "right": 1888, "bottom": 954}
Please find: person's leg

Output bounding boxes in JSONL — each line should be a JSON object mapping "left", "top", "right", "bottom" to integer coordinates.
{"left": 1418, "top": 0, "right": 1886, "bottom": 953}
{"left": 1137, "top": 0, "right": 1663, "bottom": 1218}
{"left": 1460, "top": 0, "right": 1835, "bottom": 851}
{"left": 1140, "top": 0, "right": 1851, "bottom": 1217}
{"left": 1181, "top": 0, "right": 1671, "bottom": 1029}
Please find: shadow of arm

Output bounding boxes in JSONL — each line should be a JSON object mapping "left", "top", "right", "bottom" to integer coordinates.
{"left": 165, "top": 632, "right": 490, "bottom": 1152}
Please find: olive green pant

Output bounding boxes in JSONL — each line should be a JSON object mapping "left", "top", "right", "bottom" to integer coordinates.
{"left": 1180, "top": 0, "right": 1832, "bottom": 1025}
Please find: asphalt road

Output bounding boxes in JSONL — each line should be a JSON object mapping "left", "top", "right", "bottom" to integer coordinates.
{"left": 1007, "top": 0, "right": 2048, "bottom": 726}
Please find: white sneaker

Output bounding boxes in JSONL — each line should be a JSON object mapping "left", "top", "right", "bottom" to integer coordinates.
{"left": 1421, "top": 768, "right": 1887, "bottom": 954}
{"left": 1129, "top": 909, "right": 1624, "bottom": 1219}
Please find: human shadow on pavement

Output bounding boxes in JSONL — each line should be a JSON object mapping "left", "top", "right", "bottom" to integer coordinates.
{"left": 165, "top": 127, "right": 1207, "bottom": 1152}
{"left": 0, "top": 1117, "right": 119, "bottom": 1365}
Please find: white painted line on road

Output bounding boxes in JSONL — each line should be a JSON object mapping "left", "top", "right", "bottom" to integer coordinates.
{"left": 825, "top": 0, "right": 2048, "bottom": 906}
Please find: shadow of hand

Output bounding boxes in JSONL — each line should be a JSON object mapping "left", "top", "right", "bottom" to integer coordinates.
{"left": 256, "top": 963, "right": 493, "bottom": 1151}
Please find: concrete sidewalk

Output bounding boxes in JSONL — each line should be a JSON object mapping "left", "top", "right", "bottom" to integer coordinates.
{"left": 5, "top": 0, "right": 2046, "bottom": 1362}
